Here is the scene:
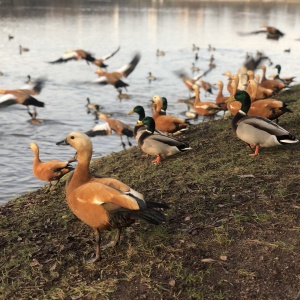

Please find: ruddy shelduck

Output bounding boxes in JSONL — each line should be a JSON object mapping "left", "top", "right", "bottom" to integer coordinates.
{"left": 30, "top": 142, "right": 74, "bottom": 189}
{"left": 56, "top": 132, "right": 168, "bottom": 262}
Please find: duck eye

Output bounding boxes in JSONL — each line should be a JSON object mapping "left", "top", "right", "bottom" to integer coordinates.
{"left": 71, "top": 136, "right": 75, "bottom": 139}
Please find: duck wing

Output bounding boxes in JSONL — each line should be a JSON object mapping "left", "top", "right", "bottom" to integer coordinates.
{"left": 238, "top": 116, "right": 291, "bottom": 136}
{"left": 116, "top": 52, "right": 141, "bottom": 78}
{"left": 0, "top": 94, "right": 18, "bottom": 107}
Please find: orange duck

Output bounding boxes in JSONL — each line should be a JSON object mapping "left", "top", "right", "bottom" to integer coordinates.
{"left": 245, "top": 79, "right": 292, "bottom": 122}
{"left": 93, "top": 52, "right": 141, "bottom": 90}
{"left": 0, "top": 88, "right": 44, "bottom": 110}
{"left": 152, "top": 95, "right": 190, "bottom": 135}
{"left": 246, "top": 70, "right": 273, "bottom": 100}
{"left": 227, "top": 80, "right": 292, "bottom": 122}
{"left": 56, "top": 132, "right": 168, "bottom": 262}
{"left": 259, "top": 65, "right": 286, "bottom": 93}
{"left": 215, "top": 80, "right": 229, "bottom": 111}
{"left": 96, "top": 113, "right": 134, "bottom": 149}
{"left": 192, "top": 84, "right": 220, "bottom": 121}
{"left": 49, "top": 47, "right": 120, "bottom": 68}
{"left": 30, "top": 142, "right": 74, "bottom": 190}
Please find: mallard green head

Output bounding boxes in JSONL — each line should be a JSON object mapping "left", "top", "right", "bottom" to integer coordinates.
{"left": 128, "top": 105, "right": 146, "bottom": 121}
{"left": 274, "top": 64, "right": 281, "bottom": 74}
{"left": 142, "top": 117, "right": 156, "bottom": 134}
{"left": 234, "top": 91, "right": 251, "bottom": 114}
{"left": 161, "top": 97, "right": 168, "bottom": 112}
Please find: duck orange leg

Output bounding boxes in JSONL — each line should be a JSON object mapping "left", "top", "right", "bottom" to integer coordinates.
{"left": 152, "top": 155, "right": 162, "bottom": 164}
{"left": 249, "top": 145, "right": 260, "bottom": 157}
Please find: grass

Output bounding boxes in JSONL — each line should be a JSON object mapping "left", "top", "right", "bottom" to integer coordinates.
{"left": 1, "top": 85, "right": 300, "bottom": 299}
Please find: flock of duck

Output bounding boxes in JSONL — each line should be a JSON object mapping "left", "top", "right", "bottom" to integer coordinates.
{"left": 3, "top": 25, "right": 300, "bottom": 262}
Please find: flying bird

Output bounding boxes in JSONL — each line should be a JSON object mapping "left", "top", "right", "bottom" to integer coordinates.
{"left": 92, "top": 52, "right": 141, "bottom": 90}
{"left": 49, "top": 46, "right": 120, "bottom": 68}
{"left": 237, "top": 25, "right": 284, "bottom": 40}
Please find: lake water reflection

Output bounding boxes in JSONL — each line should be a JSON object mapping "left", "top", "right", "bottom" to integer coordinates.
{"left": 1, "top": 0, "right": 300, "bottom": 204}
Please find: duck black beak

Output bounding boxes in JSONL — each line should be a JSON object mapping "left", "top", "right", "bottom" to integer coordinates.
{"left": 56, "top": 138, "right": 69, "bottom": 146}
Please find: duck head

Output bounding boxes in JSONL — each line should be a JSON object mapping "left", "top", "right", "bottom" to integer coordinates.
{"left": 233, "top": 91, "right": 251, "bottom": 114}
{"left": 142, "top": 117, "right": 156, "bottom": 134}
{"left": 56, "top": 132, "right": 93, "bottom": 161}
{"left": 128, "top": 105, "right": 145, "bottom": 121}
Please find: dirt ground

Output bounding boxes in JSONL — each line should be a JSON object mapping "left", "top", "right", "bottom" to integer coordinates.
{"left": 1, "top": 86, "right": 300, "bottom": 299}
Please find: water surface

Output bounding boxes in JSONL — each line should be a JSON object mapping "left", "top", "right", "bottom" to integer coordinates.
{"left": 1, "top": 0, "right": 300, "bottom": 204}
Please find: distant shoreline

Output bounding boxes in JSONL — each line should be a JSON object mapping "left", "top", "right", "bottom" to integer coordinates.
{"left": 169, "top": 0, "right": 300, "bottom": 3}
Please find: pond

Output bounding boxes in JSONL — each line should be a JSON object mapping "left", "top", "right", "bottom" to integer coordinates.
{"left": 1, "top": 0, "right": 300, "bottom": 204}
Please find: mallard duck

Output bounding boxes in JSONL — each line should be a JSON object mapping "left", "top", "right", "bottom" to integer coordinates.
{"left": 228, "top": 90, "right": 298, "bottom": 156}
{"left": 56, "top": 132, "right": 168, "bottom": 262}
{"left": 152, "top": 95, "right": 190, "bottom": 135}
{"left": 96, "top": 113, "right": 133, "bottom": 149}
{"left": 49, "top": 46, "right": 120, "bottom": 68}
{"left": 19, "top": 45, "right": 29, "bottom": 55}
{"left": 192, "top": 84, "right": 220, "bottom": 121}
{"left": 147, "top": 72, "right": 156, "bottom": 82}
{"left": 117, "top": 88, "right": 132, "bottom": 100}
{"left": 156, "top": 49, "right": 165, "bottom": 56}
{"left": 128, "top": 105, "right": 167, "bottom": 143}
{"left": 28, "top": 108, "right": 44, "bottom": 125}
{"left": 259, "top": 65, "right": 286, "bottom": 93}
{"left": 30, "top": 142, "right": 74, "bottom": 189}
{"left": 86, "top": 97, "right": 102, "bottom": 114}
{"left": 151, "top": 96, "right": 167, "bottom": 116}
{"left": 191, "top": 63, "right": 200, "bottom": 73}
{"left": 208, "top": 44, "right": 216, "bottom": 51}
{"left": 128, "top": 105, "right": 147, "bottom": 140}
{"left": 138, "top": 117, "right": 191, "bottom": 164}
{"left": 192, "top": 44, "right": 200, "bottom": 51}
{"left": 93, "top": 52, "right": 141, "bottom": 90}
{"left": 272, "top": 64, "right": 296, "bottom": 86}
{"left": 227, "top": 80, "right": 292, "bottom": 122}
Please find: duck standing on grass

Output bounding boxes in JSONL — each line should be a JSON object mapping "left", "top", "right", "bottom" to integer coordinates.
{"left": 29, "top": 142, "right": 74, "bottom": 190}
{"left": 138, "top": 116, "right": 191, "bottom": 164}
{"left": 152, "top": 95, "right": 190, "bottom": 136}
{"left": 56, "top": 132, "right": 168, "bottom": 262}
{"left": 226, "top": 91, "right": 298, "bottom": 156}
{"left": 96, "top": 113, "right": 134, "bottom": 149}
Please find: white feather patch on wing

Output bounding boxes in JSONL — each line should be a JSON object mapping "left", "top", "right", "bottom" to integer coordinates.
{"left": 0, "top": 94, "right": 17, "bottom": 102}
{"left": 92, "top": 76, "right": 108, "bottom": 83}
{"left": 91, "top": 197, "right": 105, "bottom": 205}
{"left": 62, "top": 51, "right": 77, "bottom": 59}
{"left": 195, "top": 104, "right": 210, "bottom": 109}
{"left": 126, "top": 188, "right": 144, "bottom": 200}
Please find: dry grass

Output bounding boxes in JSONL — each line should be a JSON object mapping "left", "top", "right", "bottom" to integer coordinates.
{"left": 1, "top": 85, "right": 300, "bottom": 299}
